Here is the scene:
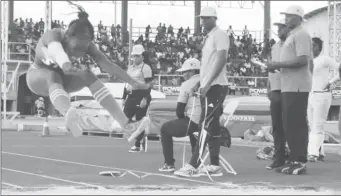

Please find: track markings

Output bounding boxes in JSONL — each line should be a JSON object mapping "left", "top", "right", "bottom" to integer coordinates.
{"left": 1, "top": 182, "right": 24, "bottom": 189}
{"left": 2, "top": 167, "right": 103, "bottom": 189}
{"left": 2, "top": 151, "right": 219, "bottom": 187}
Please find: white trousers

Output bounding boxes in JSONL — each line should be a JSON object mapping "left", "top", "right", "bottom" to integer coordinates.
{"left": 307, "top": 92, "right": 332, "bottom": 157}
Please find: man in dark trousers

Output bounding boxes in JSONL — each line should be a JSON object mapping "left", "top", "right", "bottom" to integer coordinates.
{"left": 267, "top": 5, "right": 313, "bottom": 175}
{"left": 174, "top": 7, "right": 229, "bottom": 177}
{"left": 266, "top": 19, "right": 289, "bottom": 170}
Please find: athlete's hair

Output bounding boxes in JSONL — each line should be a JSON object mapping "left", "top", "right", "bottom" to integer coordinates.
{"left": 312, "top": 37, "right": 323, "bottom": 52}
{"left": 67, "top": 1, "right": 94, "bottom": 40}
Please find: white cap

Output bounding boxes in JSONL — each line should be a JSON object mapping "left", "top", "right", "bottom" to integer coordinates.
{"left": 280, "top": 5, "right": 304, "bottom": 18}
{"left": 176, "top": 58, "right": 201, "bottom": 72}
{"left": 273, "top": 18, "right": 286, "bottom": 26}
{"left": 197, "top": 7, "right": 217, "bottom": 18}
{"left": 131, "top": 44, "right": 145, "bottom": 55}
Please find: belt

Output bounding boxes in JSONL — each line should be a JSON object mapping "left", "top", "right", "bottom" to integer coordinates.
{"left": 312, "top": 90, "right": 331, "bottom": 93}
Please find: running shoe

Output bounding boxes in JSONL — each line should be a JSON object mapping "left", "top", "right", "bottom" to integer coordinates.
{"left": 128, "top": 146, "right": 143, "bottom": 153}
{"left": 65, "top": 107, "right": 84, "bottom": 138}
{"left": 198, "top": 165, "right": 223, "bottom": 177}
{"left": 266, "top": 161, "right": 285, "bottom": 170}
{"left": 317, "top": 154, "right": 325, "bottom": 162}
{"left": 159, "top": 163, "right": 175, "bottom": 172}
{"left": 274, "top": 161, "right": 292, "bottom": 173}
{"left": 308, "top": 155, "right": 318, "bottom": 162}
{"left": 282, "top": 162, "right": 307, "bottom": 175}
{"left": 173, "top": 163, "right": 200, "bottom": 177}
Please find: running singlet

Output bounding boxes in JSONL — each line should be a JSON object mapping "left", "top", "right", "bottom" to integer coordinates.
{"left": 33, "top": 28, "right": 94, "bottom": 70}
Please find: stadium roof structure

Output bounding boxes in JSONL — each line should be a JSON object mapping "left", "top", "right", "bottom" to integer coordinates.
{"left": 76, "top": 1, "right": 255, "bottom": 9}
{"left": 304, "top": 2, "right": 341, "bottom": 20}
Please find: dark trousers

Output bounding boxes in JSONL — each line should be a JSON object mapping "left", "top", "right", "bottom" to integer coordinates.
{"left": 281, "top": 92, "right": 309, "bottom": 163}
{"left": 123, "top": 93, "right": 151, "bottom": 147}
{"left": 161, "top": 117, "right": 198, "bottom": 165}
{"left": 189, "top": 85, "right": 228, "bottom": 168}
{"left": 270, "top": 90, "right": 286, "bottom": 164}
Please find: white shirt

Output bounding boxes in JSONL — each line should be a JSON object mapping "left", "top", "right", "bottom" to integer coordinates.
{"left": 177, "top": 75, "right": 201, "bottom": 124}
{"left": 200, "top": 26, "right": 229, "bottom": 87}
{"left": 312, "top": 55, "right": 340, "bottom": 91}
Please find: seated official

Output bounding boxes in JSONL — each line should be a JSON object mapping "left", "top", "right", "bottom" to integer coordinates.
{"left": 159, "top": 58, "right": 201, "bottom": 172}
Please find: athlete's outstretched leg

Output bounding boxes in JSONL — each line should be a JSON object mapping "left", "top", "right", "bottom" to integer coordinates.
{"left": 79, "top": 71, "right": 134, "bottom": 129}
{"left": 26, "top": 67, "right": 71, "bottom": 116}
{"left": 26, "top": 66, "right": 85, "bottom": 137}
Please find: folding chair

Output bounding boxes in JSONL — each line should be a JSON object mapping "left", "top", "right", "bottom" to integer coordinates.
{"left": 188, "top": 98, "right": 240, "bottom": 176}
{"left": 192, "top": 129, "right": 237, "bottom": 176}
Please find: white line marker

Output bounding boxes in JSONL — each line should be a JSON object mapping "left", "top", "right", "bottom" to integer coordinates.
{"left": 2, "top": 167, "right": 102, "bottom": 188}
{"left": 2, "top": 151, "right": 217, "bottom": 186}
{"left": 2, "top": 182, "right": 24, "bottom": 189}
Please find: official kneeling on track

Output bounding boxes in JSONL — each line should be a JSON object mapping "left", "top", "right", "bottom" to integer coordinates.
{"left": 159, "top": 58, "right": 202, "bottom": 172}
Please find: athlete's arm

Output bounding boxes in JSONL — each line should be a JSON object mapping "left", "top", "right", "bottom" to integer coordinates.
{"left": 88, "top": 42, "right": 138, "bottom": 86}
{"left": 41, "top": 29, "right": 71, "bottom": 68}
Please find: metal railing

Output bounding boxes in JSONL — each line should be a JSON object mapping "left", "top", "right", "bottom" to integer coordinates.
{"left": 94, "top": 26, "right": 263, "bottom": 42}
{"left": 8, "top": 42, "right": 32, "bottom": 61}
{"left": 153, "top": 74, "right": 269, "bottom": 95}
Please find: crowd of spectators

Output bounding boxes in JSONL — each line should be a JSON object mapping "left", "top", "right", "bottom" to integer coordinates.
{"left": 8, "top": 18, "right": 274, "bottom": 89}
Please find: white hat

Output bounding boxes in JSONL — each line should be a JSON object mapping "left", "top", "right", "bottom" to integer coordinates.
{"left": 131, "top": 44, "right": 145, "bottom": 55}
{"left": 197, "top": 7, "right": 217, "bottom": 18}
{"left": 273, "top": 18, "right": 286, "bottom": 26}
{"left": 280, "top": 5, "right": 304, "bottom": 18}
{"left": 176, "top": 58, "right": 201, "bottom": 72}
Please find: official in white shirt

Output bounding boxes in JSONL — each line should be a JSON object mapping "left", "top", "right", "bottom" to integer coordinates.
{"left": 174, "top": 7, "right": 229, "bottom": 178}
{"left": 307, "top": 37, "right": 340, "bottom": 162}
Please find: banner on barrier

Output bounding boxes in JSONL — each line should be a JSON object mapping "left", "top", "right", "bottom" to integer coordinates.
{"left": 161, "top": 86, "right": 181, "bottom": 96}
{"left": 249, "top": 88, "right": 267, "bottom": 96}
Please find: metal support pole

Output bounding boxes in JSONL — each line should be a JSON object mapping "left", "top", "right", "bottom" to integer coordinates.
{"left": 45, "top": 1, "right": 52, "bottom": 32}
{"left": 114, "top": 1, "right": 117, "bottom": 27}
{"left": 263, "top": 1, "right": 271, "bottom": 39}
{"left": 194, "top": 0, "right": 201, "bottom": 35}
{"left": 1, "top": 1, "right": 9, "bottom": 123}
{"left": 333, "top": 1, "right": 337, "bottom": 60}
{"left": 129, "top": 18, "right": 132, "bottom": 66}
{"left": 0, "top": 1, "right": 3, "bottom": 191}
{"left": 121, "top": 0, "right": 128, "bottom": 43}
{"left": 327, "top": 1, "right": 330, "bottom": 56}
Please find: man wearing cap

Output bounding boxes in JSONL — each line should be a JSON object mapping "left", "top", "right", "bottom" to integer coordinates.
{"left": 267, "top": 5, "right": 313, "bottom": 175}
{"left": 266, "top": 19, "right": 290, "bottom": 170}
{"left": 123, "top": 44, "right": 154, "bottom": 153}
{"left": 158, "top": 58, "right": 201, "bottom": 172}
{"left": 174, "top": 7, "right": 229, "bottom": 177}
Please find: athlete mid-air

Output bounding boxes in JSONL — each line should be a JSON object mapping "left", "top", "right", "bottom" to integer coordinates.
{"left": 26, "top": 2, "right": 150, "bottom": 137}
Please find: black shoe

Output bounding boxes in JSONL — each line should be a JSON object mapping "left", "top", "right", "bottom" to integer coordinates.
{"left": 159, "top": 163, "right": 175, "bottom": 172}
{"left": 274, "top": 161, "right": 292, "bottom": 173}
{"left": 282, "top": 162, "right": 307, "bottom": 175}
{"left": 266, "top": 161, "right": 285, "bottom": 170}
{"left": 317, "top": 154, "right": 325, "bottom": 162}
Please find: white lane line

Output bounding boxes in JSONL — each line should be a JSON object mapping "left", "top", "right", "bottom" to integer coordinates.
{"left": 2, "top": 167, "right": 103, "bottom": 188}
{"left": 2, "top": 151, "right": 218, "bottom": 186}
{"left": 1, "top": 182, "right": 24, "bottom": 189}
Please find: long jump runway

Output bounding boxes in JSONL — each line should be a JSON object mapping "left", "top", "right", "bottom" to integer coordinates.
{"left": 1, "top": 131, "right": 341, "bottom": 194}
